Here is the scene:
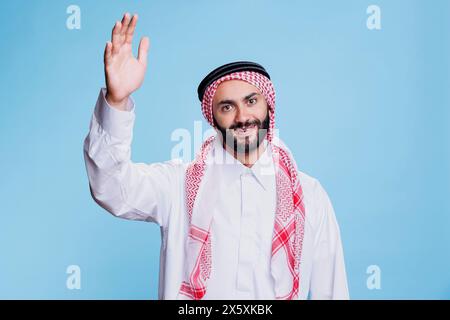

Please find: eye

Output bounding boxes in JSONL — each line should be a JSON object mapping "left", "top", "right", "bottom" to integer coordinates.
{"left": 248, "top": 97, "right": 257, "bottom": 105}
{"left": 222, "top": 105, "right": 233, "bottom": 112}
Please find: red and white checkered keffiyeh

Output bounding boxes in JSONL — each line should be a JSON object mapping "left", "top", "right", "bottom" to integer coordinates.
{"left": 178, "top": 71, "right": 305, "bottom": 300}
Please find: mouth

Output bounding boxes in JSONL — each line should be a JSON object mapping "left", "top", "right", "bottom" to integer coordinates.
{"left": 232, "top": 123, "right": 258, "bottom": 138}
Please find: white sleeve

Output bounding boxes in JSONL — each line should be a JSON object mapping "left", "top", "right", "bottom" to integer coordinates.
{"left": 309, "top": 182, "right": 349, "bottom": 300}
{"left": 83, "top": 88, "right": 180, "bottom": 226}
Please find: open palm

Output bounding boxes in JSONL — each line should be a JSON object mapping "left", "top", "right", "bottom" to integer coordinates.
{"left": 104, "top": 13, "right": 149, "bottom": 108}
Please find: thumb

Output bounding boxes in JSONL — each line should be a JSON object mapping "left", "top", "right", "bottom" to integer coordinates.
{"left": 104, "top": 41, "right": 112, "bottom": 66}
{"left": 138, "top": 36, "right": 150, "bottom": 66}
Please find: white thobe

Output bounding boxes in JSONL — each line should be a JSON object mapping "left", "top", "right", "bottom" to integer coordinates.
{"left": 83, "top": 88, "right": 350, "bottom": 300}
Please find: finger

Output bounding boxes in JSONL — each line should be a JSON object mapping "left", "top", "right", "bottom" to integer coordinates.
{"left": 125, "top": 14, "right": 138, "bottom": 44}
{"left": 104, "top": 41, "right": 112, "bottom": 66}
{"left": 137, "top": 36, "right": 150, "bottom": 66}
{"left": 111, "top": 21, "right": 122, "bottom": 54}
{"left": 120, "top": 13, "right": 131, "bottom": 41}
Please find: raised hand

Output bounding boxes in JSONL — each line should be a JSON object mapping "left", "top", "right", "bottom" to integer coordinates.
{"left": 104, "top": 13, "right": 150, "bottom": 110}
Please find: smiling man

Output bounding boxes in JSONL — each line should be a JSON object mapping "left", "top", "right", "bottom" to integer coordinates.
{"left": 83, "top": 13, "right": 349, "bottom": 300}
{"left": 212, "top": 79, "right": 270, "bottom": 164}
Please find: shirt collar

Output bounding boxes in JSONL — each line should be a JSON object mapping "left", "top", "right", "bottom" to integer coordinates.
{"left": 212, "top": 136, "right": 275, "bottom": 191}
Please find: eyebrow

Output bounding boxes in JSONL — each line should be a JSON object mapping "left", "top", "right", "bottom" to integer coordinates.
{"left": 217, "top": 92, "right": 260, "bottom": 105}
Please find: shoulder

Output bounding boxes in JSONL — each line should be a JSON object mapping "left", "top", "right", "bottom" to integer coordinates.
{"left": 297, "top": 170, "right": 335, "bottom": 231}
{"left": 297, "top": 170, "right": 330, "bottom": 203}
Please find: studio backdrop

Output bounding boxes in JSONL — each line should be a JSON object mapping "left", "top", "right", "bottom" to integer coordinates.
{"left": 0, "top": 0, "right": 448, "bottom": 299}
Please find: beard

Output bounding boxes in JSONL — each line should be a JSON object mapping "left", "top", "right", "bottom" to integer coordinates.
{"left": 214, "top": 111, "right": 270, "bottom": 154}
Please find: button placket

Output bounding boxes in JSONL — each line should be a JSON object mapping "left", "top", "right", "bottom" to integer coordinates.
{"left": 236, "top": 171, "right": 258, "bottom": 292}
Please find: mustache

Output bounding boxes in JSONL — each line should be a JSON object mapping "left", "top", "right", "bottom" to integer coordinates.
{"left": 228, "top": 119, "right": 262, "bottom": 131}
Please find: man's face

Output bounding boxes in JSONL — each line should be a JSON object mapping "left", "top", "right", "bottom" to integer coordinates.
{"left": 212, "top": 80, "right": 270, "bottom": 154}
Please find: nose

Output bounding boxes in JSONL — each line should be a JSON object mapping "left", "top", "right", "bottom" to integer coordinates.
{"left": 234, "top": 104, "right": 251, "bottom": 124}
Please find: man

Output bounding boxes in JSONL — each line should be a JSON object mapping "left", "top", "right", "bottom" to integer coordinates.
{"left": 83, "top": 13, "right": 349, "bottom": 300}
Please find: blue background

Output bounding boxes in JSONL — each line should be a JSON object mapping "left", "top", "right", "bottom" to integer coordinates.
{"left": 0, "top": 0, "right": 448, "bottom": 299}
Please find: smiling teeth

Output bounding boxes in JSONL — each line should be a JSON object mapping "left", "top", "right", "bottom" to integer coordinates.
{"left": 235, "top": 124, "right": 256, "bottom": 132}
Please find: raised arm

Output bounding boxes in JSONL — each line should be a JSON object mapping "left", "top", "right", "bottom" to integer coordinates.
{"left": 83, "top": 14, "right": 180, "bottom": 226}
